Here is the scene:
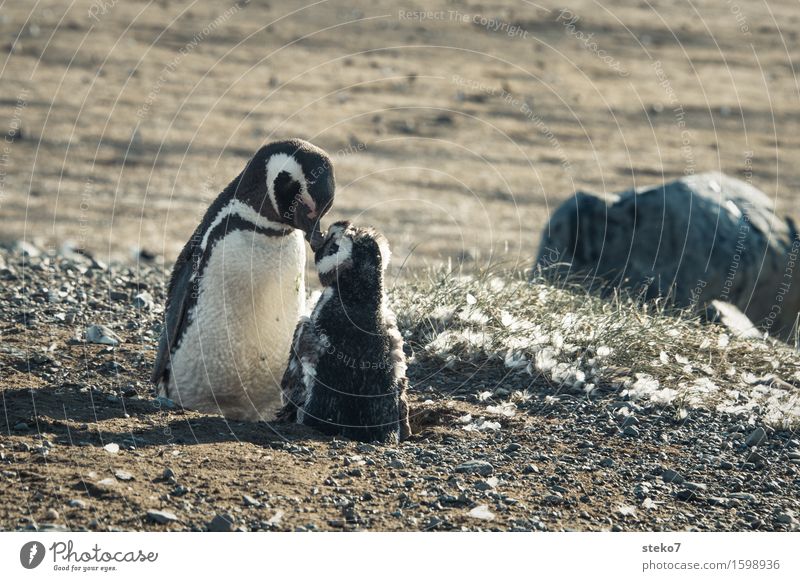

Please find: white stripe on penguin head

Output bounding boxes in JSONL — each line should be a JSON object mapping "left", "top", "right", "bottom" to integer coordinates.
{"left": 316, "top": 233, "right": 353, "bottom": 275}
{"left": 265, "top": 153, "right": 316, "bottom": 217}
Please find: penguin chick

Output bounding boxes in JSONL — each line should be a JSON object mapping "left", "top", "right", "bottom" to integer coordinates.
{"left": 152, "top": 139, "right": 335, "bottom": 421}
{"left": 278, "top": 221, "right": 412, "bottom": 443}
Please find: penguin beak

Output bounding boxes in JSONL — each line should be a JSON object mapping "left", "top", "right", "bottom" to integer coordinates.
{"left": 306, "top": 217, "right": 325, "bottom": 251}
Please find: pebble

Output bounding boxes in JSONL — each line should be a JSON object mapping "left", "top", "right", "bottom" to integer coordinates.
{"left": 467, "top": 504, "right": 495, "bottom": 521}
{"left": 775, "top": 512, "right": 795, "bottom": 525}
{"left": 621, "top": 416, "right": 639, "bottom": 428}
{"left": 676, "top": 489, "right": 702, "bottom": 502}
{"left": 522, "top": 464, "right": 539, "bottom": 474}
{"left": 146, "top": 509, "right": 179, "bottom": 524}
{"left": 133, "top": 292, "right": 153, "bottom": 309}
{"left": 683, "top": 482, "right": 707, "bottom": 492}
{"left": 109, "top": 290, "right": 128, "bottom": 301}
{"left": 622, "top": 426, "right": 640, "bottom": 437}
{"left": 85, "top": 478, "right": 116, "bottom": 496}
{"left": 455, "top": 460, "right": 494, "bottom": 476}
{"left": 599, "top": 457, "right": 615, "bottom": 468}
{"left": 208, "top": 513, "right": 235, "bottom": 532}
{"left": 707, "top": 497, "right": 732, "bottom": 508}
{"left": 266, "top": 510, "right": 284, "bottom": 527}
{"left": 103, "top": 443, "right": 120, "bottom": 454}
{"left": 243, "top": 495, "right": 260, "bottom": 507}
{"left": 13, "top": 422, "right": 29, "bottom": 431}
{"left": 114, "top": 470, "right": 134, "bottom": 481}
{"left": 745, "top": 427, "right": 767, "bottom": 447}
{"left": 728, "top": 493, "right": 756, "bottom": 502}
{"left": 67, "top": 499, "right": 87, "bottom": 509}
{"left": 159, "top": 468, "right": 176, "bottom": 481}
{"left": 662, "top": 469, "right": 685, "bottom": 485}
{"left": 45, "top": 508, "right": 59, "bottom": 520}
{"left": 85, "top": 324, "right": 121, "bottom": 346}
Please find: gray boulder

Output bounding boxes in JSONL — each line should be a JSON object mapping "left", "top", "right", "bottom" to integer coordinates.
{"left": 534, "top": 172, "right": 800, "bottom": 340}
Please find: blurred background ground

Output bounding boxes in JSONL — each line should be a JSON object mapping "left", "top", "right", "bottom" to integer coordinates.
{"left": 1, "top": 0, "right": 798, "bottom": 277}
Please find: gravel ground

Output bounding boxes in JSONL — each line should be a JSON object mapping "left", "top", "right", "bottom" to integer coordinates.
{"left": 1, "top": 242, "right": 799, "bottom": 532}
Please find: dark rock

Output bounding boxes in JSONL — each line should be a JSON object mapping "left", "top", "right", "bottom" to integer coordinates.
{"left": 146, "top": 509, "right": 178, "bottom": 524}
{"left": 455, "top": 460, "right": 494, "bottom": 476}
{"left": 208, "top": 513, "right": 235, "bottom": 532}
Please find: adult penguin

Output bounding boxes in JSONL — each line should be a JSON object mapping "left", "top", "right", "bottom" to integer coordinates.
{"left": 151, "top": 139, "right": 335, "bottom": 421}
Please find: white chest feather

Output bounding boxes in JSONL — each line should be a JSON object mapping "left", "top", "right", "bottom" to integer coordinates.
{"left": 167, "top": 229, "right": 305, "bottom": 420}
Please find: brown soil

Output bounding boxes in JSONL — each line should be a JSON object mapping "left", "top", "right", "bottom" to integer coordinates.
{"left": 1, "top": 0, "right": 798, "bottom": 273}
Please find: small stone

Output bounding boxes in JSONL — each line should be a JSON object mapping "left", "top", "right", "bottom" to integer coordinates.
{"left": 13, "top": 421, "right": 29, "bottom": 431}
{"left": 114, "top": 470, "right": 134, "bottom": 481}
{"left": 159, "top": 468, "right": 176, "bottom": 481}
{"left": 108, "top": 290, "right": 128, "bottom": 301}
{"left": 208, "top": 513, "right": 234, "bottom": 532}
{"left": 728, "top": 492, "right": 756, "bottom": 502}
{"left": 775, "top": 512, "right": 795, "bottom": 525}
{"left": 85, "top": 324, "right": 121, "bottom": 346}
{"left": 662, "top": 469, "right": 685, "bottom": 485}
{"left": 621, "top": 416, "right": 639, "bottom": 428}
{"left": 544, "top": 492, "right": 563, "bottom": 504}
{"left": 146, "top": 509, "right": 179, "bottom": 524}
{"left": 243, "top": 495, "right": 260, "bottom": 507}
{"left": 85, "top": 478, "right": 116, "bottom": 496}
{"left": 266, "top": 510, "right": 284, "bottom": 527}
{"left": 389, "top": 459, "right": 405, "bottom": 469}
{"left": 522, "top": 464, "right": 539, "bottom": 474}
{"left": 455, "top": 460, "right": 494, "bottom": 476}
{"left": 503, "top": 443, "right": 522, "bottom": 453}
{"left": 707, "top": 497, "right": 732, "bottom": 508}
{"left": 683, "top": 481, "right": 707, "bottom": 492}
{"left": 745, "top": 427, "right": 767, "bottom": 447}
{"left": 133, "top": 292, "right": 153, "bottom": 309}
{"left": 622, "top": 426, "right": 640, "bottom": 437}
{"left": 719, "top": 460, "right": 734, "bottom": 470}
{"left": 45, "top": 508, "right": 59, "bottom": 520}
{"left": 467, "top": 504, "right": 495, "bottom": 521}
{"left": 676, "top": 489, "right": 702, "bottom": 502}
{"left": 103, "top": 443, "right": 120, "bottom": 454}
{"left": 599, "top": 458, "right": 615, "bottom": 468}
{"left": 67, "top": 499, "right": 87, "bottom": 509}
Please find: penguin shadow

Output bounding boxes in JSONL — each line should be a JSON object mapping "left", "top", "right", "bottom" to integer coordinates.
{"left": 126, "top": 416, "right": 331, "bottom": 448}
{"left": 1, "top": 385, "right": 166, "bottom": 427}
{"left": 1, "top": 384, "right": 330, "bottom": 449}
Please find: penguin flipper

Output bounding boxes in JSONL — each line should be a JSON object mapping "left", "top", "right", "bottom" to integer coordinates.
{"left": 277, "top": 316, "right": 322, "bottom": 422}
{"left": 150, "top": 256, "right": 194, "bottom": 388}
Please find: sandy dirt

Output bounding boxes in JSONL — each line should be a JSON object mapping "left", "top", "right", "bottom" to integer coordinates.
{"left": 1, "top": 0, "right": 799, "bottom": 274}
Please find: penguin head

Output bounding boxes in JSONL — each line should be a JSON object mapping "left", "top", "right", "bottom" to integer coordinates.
{"left": 257, "top": 139, "right": 335, "bottom": 250}
{"left": 315, "top": 221, "right": 391, "bottom": 293}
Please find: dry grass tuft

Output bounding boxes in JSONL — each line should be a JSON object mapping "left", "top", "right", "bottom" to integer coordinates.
{"left": 390, "top": 268, "right": 800, "bottom": 429}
